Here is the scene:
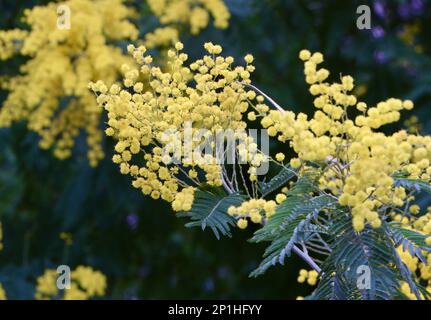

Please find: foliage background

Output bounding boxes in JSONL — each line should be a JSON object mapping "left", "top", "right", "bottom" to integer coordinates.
{"left": 1, "top": 0, "right": 431, "bottom": 299}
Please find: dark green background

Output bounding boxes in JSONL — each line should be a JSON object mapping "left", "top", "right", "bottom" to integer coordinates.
{"left": 1, "top": 0, "right": 430, "bottom": 299}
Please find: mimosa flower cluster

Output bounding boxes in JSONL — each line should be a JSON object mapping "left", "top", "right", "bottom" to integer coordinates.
{"left": 297, "top": 269, "right": 319, "bottom": 286}
{"left": 90, "top": 42, "right": 268, "bottom": 211}
{"left": 231, "top": 49, "right": 431, "bottom": 297}
{"left": 0, "top": 283, "right": 6, "bottom": 300}
{"left": 35, "top": 266, "right": 107, "bottom": 300}
{"left": 0, "top": 0, "right": 231, "bottom": 166}
{"left": 145, "top": 0, "right": 230, "bottom": 47}
{"left": 231, "top": 49, "right": 431, "bottom": 235}
{"left": 394, "top": 206, "right": 431, "bottom": 298}
{"left": 94, "top": 42, "right": 431, "bottom": 298}
{"left": 227, "top": 190, "right": 289, "bottom": 228}
{"left": 0, "top": 0, "right": 138, "bottom": 166}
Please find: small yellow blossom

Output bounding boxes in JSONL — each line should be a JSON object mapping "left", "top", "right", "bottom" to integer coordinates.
{"left": 237, "top": 218, "right": 248, "bottom": 229}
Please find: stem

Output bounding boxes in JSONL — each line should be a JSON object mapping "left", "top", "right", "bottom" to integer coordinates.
{"left": 293, "top": 245, "right": 322, "bottom": 273}
{"left": 240, "top": 82, "right": 286, "bottom": 114}
{"left": 222, "top": 171, "right": 322, "bottom": 273}
{"left": 221, "top": 172, "right": 234, "bottom": 194}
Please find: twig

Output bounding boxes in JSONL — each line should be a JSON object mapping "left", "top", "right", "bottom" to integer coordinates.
{"left": 293, "top": 245, "right": 322, "bottom": 273}
{"left": 239, "top": 82, "right": 286, "bottom": 114}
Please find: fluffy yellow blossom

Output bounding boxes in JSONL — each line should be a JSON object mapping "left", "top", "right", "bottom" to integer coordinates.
{"left": 0, "top": 0, "right": 138, "bottom": 166}
{"left": 297, "top": 269, "right": 319, "bottom": 286}
{"left": 144, "top": 26, "right": 179, "bottom": 48}
{"left": 71, "top": 266, "right": 107, "bottom": 297}
{"left": 244, "top": 54, "right": 254, "bottom": 64}
{"left": 35, "top": 269, "right": 60, "bottom": 300}
{"left": 0, "top": 283, "right": 6, "bottom": 300}
{"left": 228, "top": 198, "right": 277, "bottom": 225}
{"left": 60, "top": 232, "right": 73, "bottom": 246}
{"left": 299, "top": 50, "right": 311, "bottom": 61}
{"left": 275, "top": 152, "right": 285, "bottom": 162}
{"left": 409, "top": 205, "right": 421, "bottom": 215}
{"left": 147, "top": 0, "right": 230, "bottom": 38}
{"left": 257, "top": 49, "right": 431, "bottom": 234}
{"left": 275, "top": 193, "right": 286, "bottom": 204}
{"left": 92, "top": 42, "right": 269, "bottom": 212}
{"left": 1, "top": 0, "right": 230, "bottom": 166}
{"left": 290, "top": 158, "right": 301, "bottom": 169}
{"left": 93, "top": 42, "right": 431, "bottom": 297}
{"left": 35, "top": 265, "right": 107, "bottom": 300}
{"left": 237, "top": 218, "right": 248, "bottom": 229}
{"left": 404, "top": 115, "right": 422, "bottom": 134}
{"left": 0, "top": 29, "right": 27, "bottom": 60}
{"left": 394, "top": 206, "right": 431, "bottom": 298}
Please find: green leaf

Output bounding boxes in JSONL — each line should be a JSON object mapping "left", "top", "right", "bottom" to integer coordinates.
{"left": 250, "top": 173, "right": 338, "bottom": 277}
{"left": 390, "top": 223, "right": 431, "bottom": 251}
{"left": 309, "top": 268, "right": 362, "bottom": 300}
{"left": 258, "top": 165, "right": 295, "bottom": 196}
{"left": 311, "top": 215, "right": 404, "bottom": 300}
{"left": 177, "top": 187, "right": 245, "bottom": 240}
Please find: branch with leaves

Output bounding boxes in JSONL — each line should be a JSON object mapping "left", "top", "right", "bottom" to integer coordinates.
{"left": 92, "top": 42, "right": 431, "bottom": 300}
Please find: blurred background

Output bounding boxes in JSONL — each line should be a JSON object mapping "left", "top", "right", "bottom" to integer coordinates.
{"left": 0, "top": 0, "right": 431, "bottom": 299}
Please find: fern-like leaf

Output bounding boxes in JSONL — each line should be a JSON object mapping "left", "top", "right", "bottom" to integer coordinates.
{"left": 311, "top": 215, "right": 403, "bottom": 300}
{"left": 390, "top": 222, "right": 431, "bottom": 256}
{"left": 250, "top": 174, "right": 337, "bottom": 277}
{"left": 177, "top": 187, "right": 245, "bottom": 240}
{"left": 258, "top": 165, "right": 295, "bottom": 197}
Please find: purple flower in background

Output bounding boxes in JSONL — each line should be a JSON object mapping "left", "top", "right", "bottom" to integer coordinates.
{"left": 371, "top": 26, "right": 386, "bottom": 39}
{"left": 169, "top": 274, "right": 178, "bottom": 287}
{"left": 405, "top": 66, "right": 419, "bottom": 78}
{"left": 340, "top": 36, "right": 353, "bottom": 56}
{"left": 411, "top": 0, "right": 424, "bottom": 15}
{"left": 398, "top": 2, "right": 411, "bottom": 19}
{"left": 138, "top": 265, "right": 151, "bottom": 278}
{"left": 217, "top": 266, "right": 229, "bottom": 279}
{"left": 127, "top": 212, "right": 139, "bottom": 230}
{"left": 374, "top": 50, "right": 388, "bottom": 64}
{"left": 373, "top": 1, "right": 386, "bottom": 19}
{"left": 203, "top": 278, "right": 215, "bottom": 292}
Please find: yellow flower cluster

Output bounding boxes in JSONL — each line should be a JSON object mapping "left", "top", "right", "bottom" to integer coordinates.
{"left": 404, "top": 115, "right": 422, "bottom": 134}
{"left": 228, "top": 189, "right": 289, "bottom": 228}
{"left": 399, "top": 22, "right": 423, "bottom": 54}
{"left": 0, "top": 283, "right": 6, "bottom": 300}
{"left": 0, "top": 29, "right": 27, "bottom": 60}
{"left": 0, "top": 224, "right": 6, "bottom": 300}
{"left": 228, "top": 199, "right": 277, "bottom": 226}
{"left": 398, "top": 246, "right": 431, "bottom": 299}
{"left": 35, "top": 265, "right": 107, "bottom": 300}
{"left": 91, "top": 42, "right": 267, "bottom": 212}
{"left": 393, "top": 206, "right": 431, "bottom": 298}
{"left": 145, "top": 0, "right": 230, "bottom": 47}
{"left": 35, "top": 269, "right": 59, "bottom": 300}
{"left": 0, "top": 0, "right": 138, "bottom": 166}
{"left": 256, "top": 49, "right": 431, "bottom": 233}
{"left": 144, "top": 27, "right": 180, "bottom": 49}
{"left": 0, "top": 0, "right": 231, "bottom": 166}
{"left": 297, "top": 269, "right": 319, "bottom": 286}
